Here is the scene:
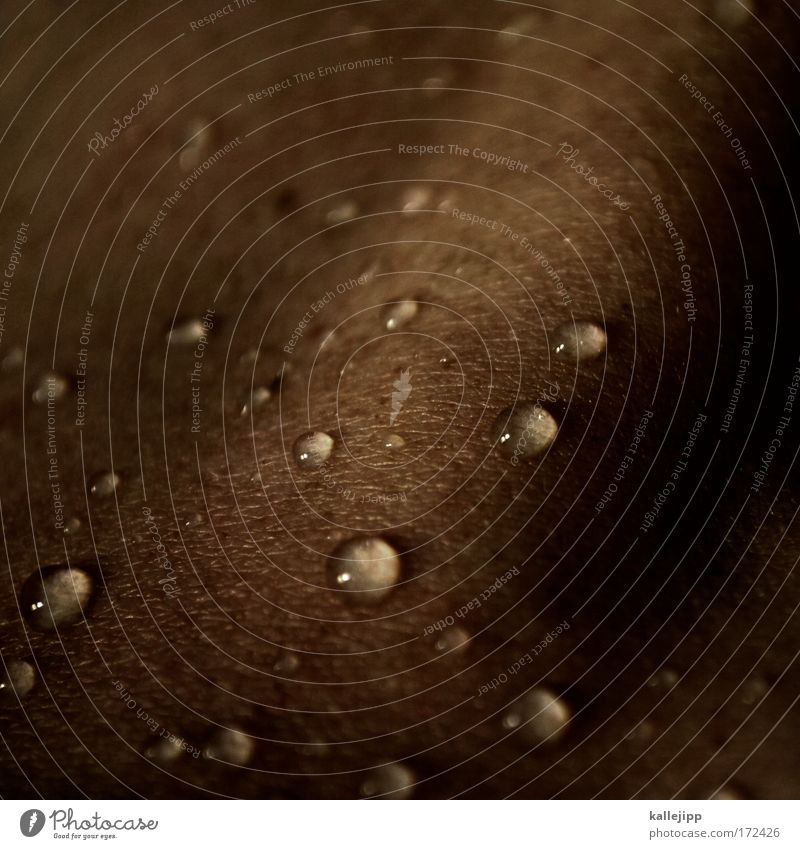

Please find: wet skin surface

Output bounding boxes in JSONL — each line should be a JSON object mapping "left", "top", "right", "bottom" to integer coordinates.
{"left": 1, "top": 0, "right": 800, "bottom": 798}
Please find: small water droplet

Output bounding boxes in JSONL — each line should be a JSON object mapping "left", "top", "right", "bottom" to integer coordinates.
{"left": 360, "top": 763, "right": 415, "bottom": 799}
{"left": 179, "top": 118, "right": 212, "bottom": 170}
{"left": 0, "top": 660, "right": 36, "bottom": 703}
{"left": 402, "top": 187, "right": 432, "bottom": 211}
{"left": 327, "top": 536, "right": 402, "bottom": 604}
{"left": 144, "top": 736, "right": 187, "bottom": 765}
{"left": 293, "top": 431, "right": 334, "bottom": 469}
{"left": 552, "top": 320, "right": 607, "bottom": 361}
{"left": 184, "top": 513, "right": 205, "bottom": 528}
{"left": 741, "top": 675, "right": 768, "bottom": 705}
{"left": 498, "top": 14, "right": 539, "bottom": 39}
{"left": 2, "top": 347, "right": 23, "bottom": 371}
{"left": 63, "top": 516, "right": 82, "bottom": 535}
{"left": 326, "top": 200, "right": 359, "bottom": 224}
{"left": 89, "top": 471, "right": 121, "bottom": 497}
{"left": 31, "top": 372, "right": 70, "bottom": 404}
{"left": 647, "top": 668, "right": 679, "bottom": 689}
{"left": 502, "top": 687, "right": 571, "bottom": 744}
{"left": 203, "top": 727, "right": 254, "bottom": 765}
{"left": 383, "top": 301, "right": 419, "bottom": 331}
{"left": 239, "top": 386, "right": 272, "bottom": 416}
{"left": 422, "top": 75, "right": 448, "bottom": 97}
{"left": 712, "top": 785, "right": 742, "bottom": 800}
{"left": 493, "top": 404, "right": 558, "bottom": 458}
{"left": 166, "top": 317, "right": 207, "bottom": 347}
{"left": 20, "top": 564, "right": 96, "bottom": 631}
{"left": 274, "top": 651, "right": 300, "bottom": 674}
{"left": 383, "top": 433, "right": 405, "bottom": 450}
{"left": 435, "top": 626, "right": 470, "bottom": 653}
{"left": 626, "top": 719, "right": 654, "bottom": 743}
{"left": 713, "top": 0, "right": 754, "bottom": 27}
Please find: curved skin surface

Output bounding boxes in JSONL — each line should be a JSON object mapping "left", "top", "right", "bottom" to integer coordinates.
{"left": 1, "top": 0, "right": 800, "bottom": 799}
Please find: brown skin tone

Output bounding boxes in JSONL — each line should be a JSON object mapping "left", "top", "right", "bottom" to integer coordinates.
{"left": 1, "top": 0, "right": 800, "bottom": 799}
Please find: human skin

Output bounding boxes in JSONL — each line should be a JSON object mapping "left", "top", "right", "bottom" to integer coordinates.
{"left": 1, "top": 0, "right": 799, "bottom": 799}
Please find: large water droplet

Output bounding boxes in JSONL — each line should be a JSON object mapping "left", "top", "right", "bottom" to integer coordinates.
{"left": 502, "top": 687, "right": 571, "bottom": 744}
{"left": 383, "top": 301, "right": 418, "bottom": 331}
{"left": 293, "top": 431, "right": 334, "bottom": 469}
{"left": 89, "top": 471, "right": 120, "bottom": 497}
{"left": 552, "top": 320, "right": 607, "bottom": 361}
{"left": 203, "top": 727, "right": 255, "bottom": 765}
{"left": 327, "top": 536, "right": 402, "bottom": 604}
{"left": 360, "top": 763, "right": 416, "bottom": 799}
{"left": 493, "top": 404, "right": 558, "bottom": 458}
{"left": 31, "top": 372, "right": 70, "bottom": 404}
{"left": 0, "top": 660, "right": 36, "bottom": 703}
{"left": 20, "top": 564, "right": 96, "bottom": 631}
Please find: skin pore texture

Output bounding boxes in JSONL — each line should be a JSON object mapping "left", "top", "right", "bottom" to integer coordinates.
{"left": 1, "top": 0, "right": 800, "bottom": 799}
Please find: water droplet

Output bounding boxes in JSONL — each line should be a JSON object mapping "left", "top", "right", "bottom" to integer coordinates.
{"left": 203, "top": 727, "right": 254, "bottom": 765}
{"left": 493, "top": 404, "right": 558, "bottom": 458}
{"left": 144, "top": 736, "right": 187, "bottom": 765}
{"left": 422, "top": 76, "right": 448, "bottom": 97}
{"left": 20, "top": 564, "right": 96, "bottom": 631}
{"left": 327, "top": 536, "right": 402, "bottom": 604}
{"left": 647, "top": 668, "right": 679, "bottom": 689}
{"left": 326, "top": 200, "right": 359, "bottom": 224}
{"left": 552, "top": 320, "right": 607, "bottom": 361}
{"left": 89, "top": 471, "right": 120, "bottom": 497}
{"left": 179, "top": 118, "right": 212, "bottom": 171}
{"left": 383, "top": 433, "right": 405, "bottom": 450}
{"left": 713, "top": 0, "right": 754, "bottom": 27}
{"left": 360, "top": 763, "right": 415, "bottom": 799}
{"left": 626, "top": 719, "right": 654, "bottom": 743}
{"left": 712, "top": 785, "right": 742, "bottom": 800}
{"left": 741, "top": 675, "right": 768, "bottom": 705}
{"left": 63, "top": 516, "right": 82, "bottom": 535}
{"left": 502, "top": 687, "right": 571, "bottom": 744}
{"left": 402, "top": 187, "right": 432, "bottom": 211}
{"left": 2, "top": 347, "right": 23, "bottom": 371}
{"left": 435, "top": 626, "right": 470, "bottom": 653}
{"left": 293, "top": 431, "right": 334, "bottom": 469}
{"left": 31, "top": 372, "right": 70, "bottom": 404}
{"left": 383, "top": 301, "right": 418, "bottom": 331}
{"left": 184, "top": 512, "right": 205, "bottom": 528}
{"left": 0, "top": 660, "right": 36, "bottom": 703}
{"left": 499, "top": 14, "right": 539, "bottom": 39}
{"left": 166, "top": 317, "right": 207, "bottom": 347}
{"left": 239, "top": 386, "right": 272, "bottom": 416}
{"left": 274, "top": 651, "right": 300, "bottom": 674}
